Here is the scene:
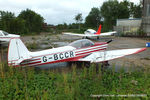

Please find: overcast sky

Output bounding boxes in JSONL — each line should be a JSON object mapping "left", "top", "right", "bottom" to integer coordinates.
{"left": 0, "top": 0, "right": 139, "bottom": 25}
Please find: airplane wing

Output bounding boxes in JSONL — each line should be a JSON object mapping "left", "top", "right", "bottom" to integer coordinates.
{"left": 63, "top": 31, "right": 116, "bottom": 37}
{"left": 78, "top": 48, "right": 146, "bottom": 63}
{"left": 63, "top": 32, "right": 86, "bottom": 37}
{"left": 98, "top": 31, "right": 117, "bottom": 36}
{"left": 63, "top": 32, "right": 103, "bottom": 37}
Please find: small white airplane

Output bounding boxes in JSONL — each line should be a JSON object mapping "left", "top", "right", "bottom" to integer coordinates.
{"left": 8, "top": 38, "right": 146, "bottom": 68}
{"left": 63, "top": 25, "right": 116, "bottom": 39}
{"left": 0, "top": 30, "right": 20, "bottom": 43}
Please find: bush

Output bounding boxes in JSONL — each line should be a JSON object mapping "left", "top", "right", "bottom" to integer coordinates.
{"left": 137, "top": 29, "right": 147, "bottom": 37}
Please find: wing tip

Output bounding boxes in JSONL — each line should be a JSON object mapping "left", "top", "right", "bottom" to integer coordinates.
{"left": 134, "top": 48, "right": 147, "bottom": 54}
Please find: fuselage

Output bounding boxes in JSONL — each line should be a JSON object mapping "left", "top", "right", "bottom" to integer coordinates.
{"left": 19, "top": 41, "right": 108, "bottom": 68}
{"left": 84, "top": 29, "right": 97, "bottom": 36}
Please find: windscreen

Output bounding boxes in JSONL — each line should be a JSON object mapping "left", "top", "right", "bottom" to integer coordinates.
{"left": 68, "top": 39, "right": 94, "bottom": 49}
{"left": 3, "top": 31, "right": 9, "bottom": 36}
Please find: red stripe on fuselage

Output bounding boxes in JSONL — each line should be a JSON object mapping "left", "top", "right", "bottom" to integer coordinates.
{"left": 76, "top": 48, "right": 106, "bottom": 56}
{"left": 76, "top": 45, "right": 107, "bottom": 54}
{"left": 22, "top": 47, "right": 106, "bottom": 67}
{"left": 8, "top": 58, "right": 40, "bottom": 62}
{"left": 21, "top": 61, "right": 41, "bottom": 66}
{"left": 25, "top": 54, "right": 87, "bottom": 67}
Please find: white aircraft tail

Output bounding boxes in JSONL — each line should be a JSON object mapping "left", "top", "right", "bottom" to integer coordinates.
{"left": 8, "top": 38, "right": 31, "bottom": 66}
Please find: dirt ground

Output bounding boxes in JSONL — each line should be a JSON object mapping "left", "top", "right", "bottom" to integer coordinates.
{"left": 0, "top": 33, "right": 150, "bottom": 68}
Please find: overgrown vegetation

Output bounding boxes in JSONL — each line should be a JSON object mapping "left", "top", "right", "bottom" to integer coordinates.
{"left": 0, "top": 63, "right": 150, "bottom": 99}
{"left": 26, "top": 42, "right": 39, "bottom": 50}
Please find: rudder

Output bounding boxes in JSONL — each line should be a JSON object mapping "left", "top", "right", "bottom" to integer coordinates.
{"left": 8, "top": 38, "right": 31, "bottom": 66}
{"left": 96, "top": 24, "right": 102, "bottom": 35}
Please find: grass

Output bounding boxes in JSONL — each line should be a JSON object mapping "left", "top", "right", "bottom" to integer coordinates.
{"left": 26, "top": 42, "right": 39, "bottom": 50}
{"left": 0, "top": 63, "right": 150, "bottom": 99}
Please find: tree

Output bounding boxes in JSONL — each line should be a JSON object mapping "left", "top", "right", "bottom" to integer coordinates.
{"left": 0, "top": 11, "right": 15, "bottom": 32}
{"left": 129, "top": 2, "right": 142, "bottom": 18}
{"left": 74, "top": 13, "right": 83, "bottom": 23}
{"left": 100, "top": 0, "right": 130, "bottom": 31}
{"left": 74, "top": 13, "right": 83, "bottom": 30}
{"left": 0, "top": 11, "right": 28, "bottom": 34}
{"left": 0, "top": 9, "right": 46, "bottom": 34}
{"left": 10, "top": 18, "right": 27, "bottom": 34}
{"left": 85, "top": 7, "right": 101, "bottom": 28}
{"left": 18, "top": 9, "right": 44, "bottom": 33}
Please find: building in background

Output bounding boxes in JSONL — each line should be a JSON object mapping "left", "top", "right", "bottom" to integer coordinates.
{"left": 115, "top": 18, "right": 142, "bottom": 36}
{"left": 115, "top": 0, "right": 150, "bottom": 36}
{"left": 141, "top": 0, "right": 150, "bottom": 36}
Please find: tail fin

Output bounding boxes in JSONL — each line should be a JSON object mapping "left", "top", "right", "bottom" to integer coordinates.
{"left": 96, "top": 24, "right": 102, "bottom": 35}
{"left": 8, "top": 38, "right": 31, "bottom": 66}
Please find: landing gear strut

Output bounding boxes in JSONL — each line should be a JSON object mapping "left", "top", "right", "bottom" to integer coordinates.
{"left": 82, "top": 36, "right": 87, "bottom": 39}
{"left": 97, "top": 36, "right": 99, "bottom": 39}
{"left": 95, "top": 61, "right": 110, "bottom": 72}
{"left": 68, "top": 61, "right": 91, "bottom": 68}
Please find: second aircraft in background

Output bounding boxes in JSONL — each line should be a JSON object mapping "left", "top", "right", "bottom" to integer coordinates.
{"left": 63, "top": 25, "right": 116, "bottom": 39}
{"left": 0, "top": 30, "right": 20, "bottom": 43}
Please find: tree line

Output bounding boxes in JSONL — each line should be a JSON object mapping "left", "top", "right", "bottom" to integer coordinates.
{"left": 0, "top": 0, "right": 142, "bottom": 34}
{"left": 58, "top": 0, "right": 142, "bottom": 32}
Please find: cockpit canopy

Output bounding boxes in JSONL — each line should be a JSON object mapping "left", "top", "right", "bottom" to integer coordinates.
{"left": 68, "top": 39, "right": 94, "bottom": 49}
{"left": 84, "top": 29, "right": 96, "bottom": 34}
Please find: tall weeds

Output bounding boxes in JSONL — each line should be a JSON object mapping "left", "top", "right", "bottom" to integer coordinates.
{"left": 0, "top": 63, "right": 149, "bottom": 99}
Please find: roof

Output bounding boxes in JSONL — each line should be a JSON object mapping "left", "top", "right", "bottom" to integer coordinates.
{"left": 117, "top": 18, "right": 142, "bottom": 21}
